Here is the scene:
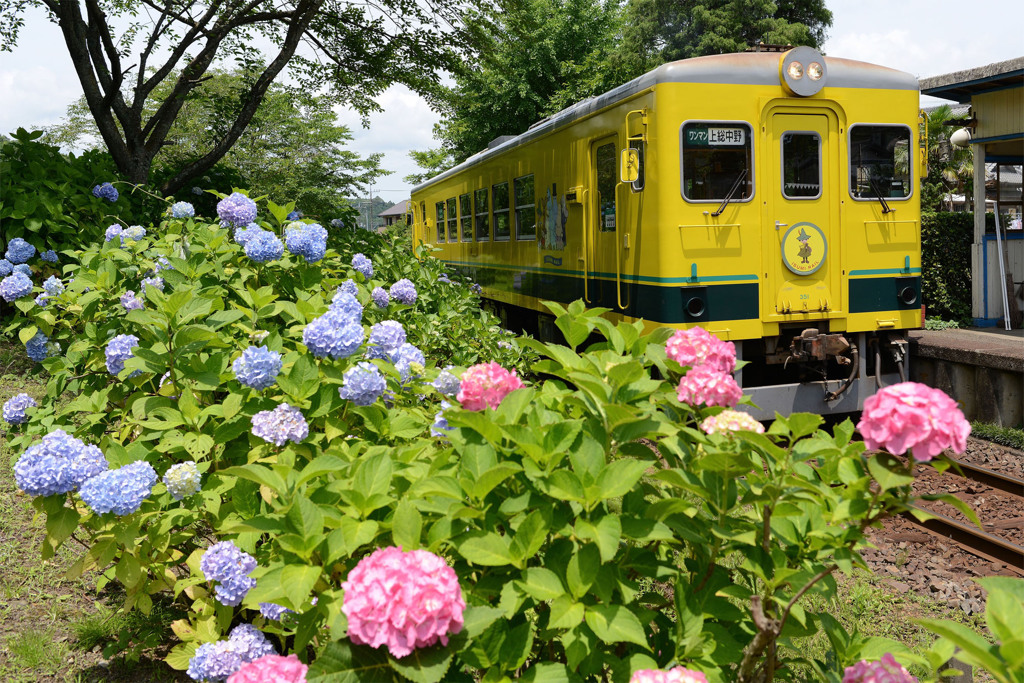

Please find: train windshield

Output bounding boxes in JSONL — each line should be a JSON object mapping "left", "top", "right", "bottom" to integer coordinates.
{"left": 680, "top": 121, "right": 753, "bottom": 202}
{"left": 849, "top": 125, "right": 912, "bottom": 200}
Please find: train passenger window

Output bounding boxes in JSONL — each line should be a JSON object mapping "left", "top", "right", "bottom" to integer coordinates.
{"left": 493, "top": 181, "right": 511, "bottom": 241}
{"left": 781, "top": 132, "right": 821, "bottom": 199}
{"left": 680, "top": 121, "right": 753, "bottom": 202}
{"left": 474, "top": 188, "right": 490, "bottom": 240}
{"left": 446, "top": 197, "right": 457, "bottom": 242}
{"left": 435, "top": 202, "right": 445, "bottom": 243}
{"left": 629, "top": 141, "right": 645, "bottom": 192}
{"left": 514, "top": 175, "right": 536, "bottom": 240}
{"left": 460, "top": 193, "right": 473, "bottom": 241}
{"left": 849, "top": 125, "right": 912, "bottom": 200}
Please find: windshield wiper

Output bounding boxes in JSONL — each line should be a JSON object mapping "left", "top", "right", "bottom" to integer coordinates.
{"left": 869, "top": 178, "right": 893, "bottom": 214}
{"left": 711, "top": 169, "right": 748, "bottom": 216}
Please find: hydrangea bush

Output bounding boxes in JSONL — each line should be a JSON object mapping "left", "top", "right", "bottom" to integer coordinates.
{"left": 2, "top": 188, "right": 997, "bottom": 683}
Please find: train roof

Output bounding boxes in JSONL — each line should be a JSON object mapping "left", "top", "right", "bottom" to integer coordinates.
{"left": 412, "top": 52, "right": 918, "bottom": 194}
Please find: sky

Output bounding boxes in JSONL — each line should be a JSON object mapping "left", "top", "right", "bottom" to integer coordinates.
{"left": 1, "top": 0, "right": 1021, "bottom": 203}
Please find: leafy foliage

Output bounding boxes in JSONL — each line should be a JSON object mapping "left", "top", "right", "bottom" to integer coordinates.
{"left": 921, "top": 212, "right": 973, "bottom": 323}
{"left": 920, "top": 105, "right": 974, "bottom": 214}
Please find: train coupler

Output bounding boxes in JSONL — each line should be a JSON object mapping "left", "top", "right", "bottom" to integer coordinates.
{"left": 786, "top": 328, "right": 851, "bottom": 364}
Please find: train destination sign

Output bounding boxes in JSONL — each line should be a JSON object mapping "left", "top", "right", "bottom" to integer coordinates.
{"left": 685, "top": 127, "right": 746, "bottom": 146}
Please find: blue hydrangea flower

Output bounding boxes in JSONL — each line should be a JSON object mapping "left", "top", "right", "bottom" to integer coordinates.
{"left": 339, "top": 362, "right": 387, "bottom": 406}
{"left": 232, "top": 345, "right": 282, "bottom": 390}
{"left": 186, "top": 624, "right": 276, "bottom": 682}
{"left": 200, "top": 541, "right": 258, "bottom": 607}
{"left": 352, "top": 253, "right": 373, "bottom": 278}
{"left": 371, "top": 286, "right": 389, "bottom": 308}
{"left": 438, "top": 273, "right": 451, "bottom": 284}
{"left": 92, "top": 182, "right": 119, "bottom": 202}
{"left": 0, "top": 258, "right": 13, "bottom": 276}
{"left": 14, "top": 430, "right": 108, "bottom": 497}
{"left": 5, "top": 237, "right": 35, "bottom": 264}
{"left": 233, "top": 223, "right": 262, "bottom": 246}
{"left": 391, "top": 342, "right": 425, "bottom": 382}
{"left": 251, "top": 403, "right": 308, "bottom": 446}
{"left": 163, "top": 462, "right": 201, "bottom": 500}
{"left": 13, "top": 263, "right": 31, "bottom": 276}
{"left": 338, "top": 279, "right": 358, "bottom": 297}
{"left": 433, "top": 367, "right": 461, "bottom": 397}
{"left": 329, "top": 291, "right": 363, "bottom": 322}
{"left": 227, "top": 624, "right": 277, "bottom": 662}
{"left": 366, "top": 320, "right": 406, "bottom": 360}
{"left": 34, "top": 294, "right": 49, "bottom": 308}
{"left": 390, "top": 278, "right": 418, "bottom": 305}
{"left": 331, "top": 218, "right": 344, "bottom": 229}
{"left": 1, "top": 272, "right": 33, "bottom": 302}
{"left": 105, "top": 334, "right": 141, "bottom": 377}
{"left": 154, "top": 256, "right": 173, "bottom": 272}
{"left": 259, "top": 603, "right": 294, "bottom": 620}
{"left": 244, "top": 230, "right": 284, "bottom": 263}
{"left": 285, "top": 223, "right": 327, "bottom": 263}
{"left": 217, "top": 192, "right": 258, "bottom": 227}
{"left": 120, "top": 290, "right": 143, "bottom": 311}
{"left": 3, "top": 393, "right": 37, "bottom": 425}
{"left": 191, "top": 186, "right": 204, "bottom": 196}
{"left": 141, "top": 276, "right": 164, "bottom": 294}
{"left": 303, "top": 311, "right": 364, "bottom": 360}
{"left": 287, "top": 210, "right": 303, "bottom": 220}
{"left": 431, "top": 401, "right": 454, "bottom": 437}
{"left": 25, "top": 331, "right": 49, "bottom": 362}
{"left": 121, "top": 225, "right": 147, "bottom": 244}
{"left": 171, "top": 201, "right": 195, "bottom": 218}
{"left": 104, "top": 224, "right": 123, "bottom": 242}
{"left": 40, "top": 249, "right": 58, "bottom": 263}
{"left": 78, "top": 460, "right": 156, "bottom": 516}
{"left": 471, "top": 282, "right": 483, "bottom": 295}
{"left": 42, "top": 275, "right": 63, "bottom": 297}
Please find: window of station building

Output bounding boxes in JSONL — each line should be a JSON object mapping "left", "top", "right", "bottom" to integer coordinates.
{"left": 460, "top": 193, "right": 473, "bottom": 241}
{"left": 781, "top": 131, "right": 821, "bottom": 199}
{"left": 849, "top": 124, "right": 912, "bottom": 200}
{"left": 435, "top": 202, "right": 445, "bottom": 243}
{"left": 446, "top": 197, "right": 457, "bottom": 242}
{"left": 493, "top": 181, "right": 511, "bottom": 241}
{"left": 474, "top": 188, "right": 490, "bottom": 240}
{"left": 514, "top": 174, "right": 536, "bottom": 240}
{"left": 680, "top": 121, "right": 753, "bottom": 202}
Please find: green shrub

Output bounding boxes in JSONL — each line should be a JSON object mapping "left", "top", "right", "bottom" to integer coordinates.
{"left": 921, "top": 212, "right": 973, "bottom": 323}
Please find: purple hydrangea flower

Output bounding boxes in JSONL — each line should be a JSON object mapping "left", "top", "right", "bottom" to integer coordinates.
{"left": 389, "top": 278, "right": 417, "bottom": 305}
{"left": 371, "top": 287, "right": 389, "bottom": 308}
{"left": 431, "top": 401, "right": 453, "bottom": 437}
{"left": 105, "top": 334, "right": 141, "bottom": 377}
{"left": 432, "top": 367, "right": 461, "bottom": 397}
{"left": 42, "top": 275, "right": 63, "bottom": 296}
{"left": 352, "top": 253, "right": 373, "bottom": 278}
{"left": 227, "top": 624, "right": 277, "bottom": 662}
{"left": 251, "top": 403, "right": 308, "bottom": 447}
{"left": 5, "top": 238, "right": 36, "bottom": 264}
{"left": 92, "top": 182, "right": 119, "bottom": 202}
{"left": 303, "top": 311, "right": 364, "bottom": 360}
{"left": 171, "top": 201, "right": 195, "bottom": 218}
{"left": 339, "top": 362, "right": 387, "bottom": 406}
{"left": 331, "top": 218, "right": 344, "bottom": 229}
{"left": 329, "top": 291, "right": 363, "bottom": 322}
{"left": 40, "top": 250, "right": 58, "bottom": 263}
{"left": 200, "top": 541, "right": 258, "bottom": 607}
{"left": 120, "top": 290, "right": 143, "bottom": 311}
{"left": 78, "top": 460, "right": 157, "bottom": 515}
{"left": 391, "top": 342, "right": 425, "bottom": 382}
{"left": 34, "top": 294, "right": 49, "bottom": 308}
{"left": 68, "top": 444, "right": 108, "bottom": 486}
{"left": 366, "top": 320, "right": 406, "bottom": 360}
{"left": 14, "top": 430, "right": 109, "bottom": 497}
{"left": 438, "top": 273, "right": 451, "bottom": 284}
{"left": 217, "top": 192, "right": 258, "bottom": 227}
{"left": 0, "top": 259, "right": 14, "bottom": 276}
{"left": 259, "top": 603, "right": 295, "bottom": 620}
{"left": 25, "top": 331, "right": 50, "bottom": 362}
{"left": 233, "top": 223, "right": 262, "bottom": 245}
{"left": 471, "top": 283, "right": 483, "bottom": 295}
{"left": 232, "top": 345, "right": 282, "bottom": 390}
{"left": 141, "top": 276, "right": 164, "bottom": 294}
{"left": 338, "top": 279, "right": 358, "bottom": 297}
{"left": 244, "top": 231, "right": 284, "bottom": 263}
{"left": 104, "top": 224, "right": 123, "bottom": 242}
{"left": 154, "top": 256, "right": 173, "bottom": 272}
{"left": 13, "top": 263, "right": 30, "bottom": 276}
{"left": 0, "top": 272, "right": 33, "bottom": 301}
{"left": 3, "top": 393, "right": 37, "bottom": 425}
{"left": 285, "top": 223, "right": 327, "bottom": 263}
{"left": 186, "top": 624, "right": 276, "bottom": 682}
{"left": 163, "top": 462, "right": 201, "bottom": 500}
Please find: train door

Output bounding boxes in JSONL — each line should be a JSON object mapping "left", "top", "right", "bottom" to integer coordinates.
{"left": 764, "top": 111, "right": 841, "bottom": 321}
{"left": 590, "top": 136, "right": 621, "bottom": 310}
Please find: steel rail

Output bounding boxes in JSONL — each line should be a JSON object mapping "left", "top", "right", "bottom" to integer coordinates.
{"left": 901, "top": 506, "right": 1024, "bottom": 576}
{"left": 940, "top": 457, "right": 1024, "bottom": 498}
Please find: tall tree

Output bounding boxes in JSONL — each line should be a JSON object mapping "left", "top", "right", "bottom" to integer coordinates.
{"left": 404, "top": 148, "right": 456, "bottom": 186}
{"left": 0, "top": 0, "right": 464, "bottom": 194}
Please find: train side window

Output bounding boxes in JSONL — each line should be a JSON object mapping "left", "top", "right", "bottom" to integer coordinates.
{"left": 849, "top": 124, "right": 912, "bottom": 200}
{"left": 435, "top": 202, "right": 446, "bottom": 243}
{"left": 781, "top": 131, "right": 821, "bottom": 199}
{"left": 474, "top": 188, "right": 490, "bottom": 240}
{"left": 514, "top": 174, "right": 536, "bottom": 240}
{"left": 629, "top": 140, "right": 645, "bottom": 192}
{"left": 680, "top": 121, "right": 753, "bottom": 202}
{"left": 446, "top": 198, "right": 457, "bottom": 242}
{"left": 460, "top": 193, "right": 473, "bottom": 241}
{"left": 493, "top": 181, "right": 511, "bottom": 241}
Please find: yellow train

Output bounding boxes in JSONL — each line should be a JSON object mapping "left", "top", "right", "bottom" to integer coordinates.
{"left": 410, "top": 47, "right": 923, "bottom": 418}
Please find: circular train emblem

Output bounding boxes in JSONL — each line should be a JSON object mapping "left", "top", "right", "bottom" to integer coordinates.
{"left": 781, "top": 222, "right": 827, "bottom": 275}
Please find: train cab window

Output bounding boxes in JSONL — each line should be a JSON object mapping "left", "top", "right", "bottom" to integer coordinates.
{"left": 493, "top": 181, "right": 511, "bottom": 241}
{"left": 781, "top": 132, "right": 821, "bottom": 199}
{"left": 849, "top": 125, "right": 912, "bottom": 200}
{"left": 474, "top": 188, "right": 490, "bottom": 240}
{"left": 435, "top": 202, "right": 445, "bottom": 243}
{"left": 514, "top": 174, "right": 536, "bottom": 240}
{"left": 680, "top": 121, "right": 753, "bottom": 202}
{"left": 446, "top": 197, "right": 458, "bottom": 242}
{"left": 460, "top": 193, "right": 473, "bottom": 241}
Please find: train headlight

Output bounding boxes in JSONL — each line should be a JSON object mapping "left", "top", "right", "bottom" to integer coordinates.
{"left": 780, "top": 47, "right": 827, "bottom": 96}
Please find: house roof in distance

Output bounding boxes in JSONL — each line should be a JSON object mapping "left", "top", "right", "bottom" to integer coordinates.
{"left": 378, "top": 199, "right": 410, "bottom": 217}
{"left": 920, "top": 56, "right": 1024, "bottom": 103}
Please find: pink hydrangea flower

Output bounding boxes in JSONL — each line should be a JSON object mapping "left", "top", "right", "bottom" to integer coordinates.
{"left": 857, "top": 382, "right": 970, "bottom": 462}
{"left": 456, "top": 362, "right": 524, "bottom": 411}
{"left": 227, "top": 654, "right": 308, "bottom": 683}
{"left": 676, "top": 366, "right": 743, "bottom": 408}
{"left": 342, "top": 546, "right": 465, "bottom": 658}
{"left": 630, "top": 667, "right": 708, "bottom": 683}
{"left": 841, "top": 654, "right": 917, "bottom": 683}
{"left": 665, "top": 327, "right": 736, "bottom": 374}
{"left": 700, "top": 409, "right": 765, "bottom": 435}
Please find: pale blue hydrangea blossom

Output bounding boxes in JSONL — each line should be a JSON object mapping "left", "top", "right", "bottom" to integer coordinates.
{"left": 186, "top": 623, "right": 276, "bottom": 682}
{"left": 13, "top": 263, "right": 31, "bottom": 276}
{"left": 433, "top": 367, "right": 461, "bottom": 397}
{"left": 171, "top": 201, "right": 195, "bottom": 218}
{"left": 199, "top": 541, "right": 258, "bottom": 607}
{"left": 3, "top": 393, "right": 37, "bottom": 425}
{"left": 366, "top": 320, "right": 406, "bottom": 360}
{"left": 217, "top": 192, "right": 258, "bottom": 227}
{"left": 121, "top": 225, "right": 147, "bottom": 244}
{"left": 391, "top": 342, "right": 425, "bottom": 382}
{"left": 431, "top": 401, "right": 454, "bottom": 437}
{"left": 14, "top": 430, "right": 108, "bottom": 497}
{"left": 251, "top": 403, "right": 309, "bottom": 446}
{"left": 329, "top": 290, "right": 363, "bottom": 321}
{"left": 352, "top": 253, "right": 373, "bottom": 278}
{"left": 163, "top": 462, "right": 202, "bottom": 500}
{"left": 141, "top": 276, "right": 164, "bottom": 294}
{"left": 25, "top": 331, "right": 50, "bottom": 362}
{"left": 40, "top": 250, "right": 58, "bottom": 263}
{"left": 337, "top": 279, "right": 358, "bottom": 297}
{"left": 371, "top": 286, "right": 389, "bottom": 308}
{"left": 303, "top": 311, "right": 364, "bottom": 360}
{"left": 339, "top": 362, "right": 387, "bottom": 406}
{"left": 104, "top": 224, "right": 123, "bottom": 242}
{"left": 244, "top": 230, "right": 284, "bottom": 263}
{"left": 232, "top": 345, "right": 282, "bottom": 390}
{"left": 287, "top": 210, "right": 303, "bottom": 220}
{"left": 285, "top": 223, "right": 327, "bottom": 263}
{"left": 92, "top": 182, "right": 118, "bottom": 202}
{"left": 5, "top": 238, "right": 36, "bottom": 264}
{"left": 259, "top": 603, "right": 295, "bottom": 620}
{"left": 120, "top": 290, "right": 144, "bottom": 311}
{"left": 233, "top": 223, "right": 262, "bottom": 245}
{"left": 389, "top": 278, "right": 417, "bottom": 305}
{"left": 42, "top": 276, "right": 63, "bottom": 296}
{"left": 78, "top": 460, "right": 157, "bottom": 515}
{"left": 105, "top": 334, "right": 141, "bottom": 377}
{"left": 0, "top": 258, "right": 14, "bottom": 276}
{"left": 0, "top": 272, "right": 33, "bottom": 302}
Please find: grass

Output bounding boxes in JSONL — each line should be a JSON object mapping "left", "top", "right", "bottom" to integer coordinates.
{"left": 970, "top": 420, "right": 1024, "bottom": 449}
